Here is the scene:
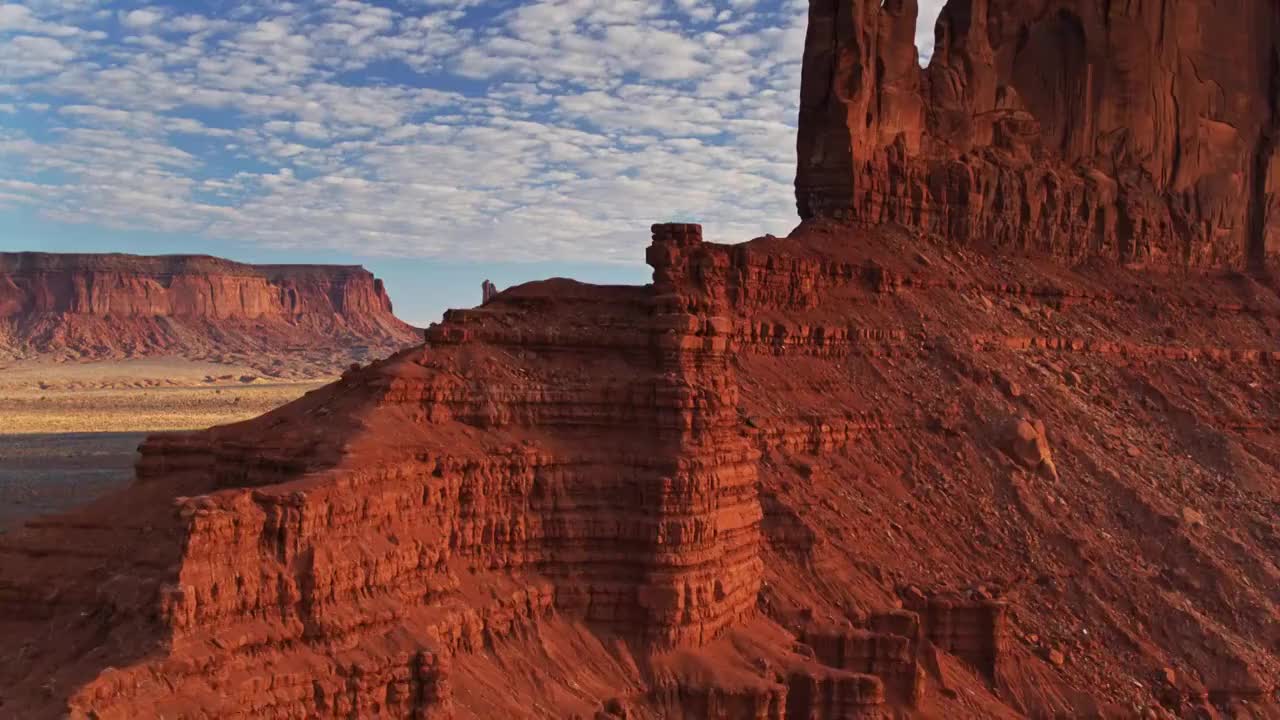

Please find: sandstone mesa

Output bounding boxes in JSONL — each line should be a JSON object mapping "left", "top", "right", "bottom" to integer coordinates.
{"left": 0, "top": 1, "right": 1277, "bottom": 718}
{"left": 0, "top": 252, "right": 418, "bottom": 371}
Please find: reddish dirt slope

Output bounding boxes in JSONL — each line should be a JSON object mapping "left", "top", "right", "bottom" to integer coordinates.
{"left": 0, "top": 222, "right": 1275, "bottom": 719}
{"left": 0, "top": 252, "right": 419, "bottom": 370}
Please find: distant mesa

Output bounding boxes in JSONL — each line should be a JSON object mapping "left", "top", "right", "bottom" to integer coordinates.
{"left": 0, "top": 252, "right": 420, "bottom": 370}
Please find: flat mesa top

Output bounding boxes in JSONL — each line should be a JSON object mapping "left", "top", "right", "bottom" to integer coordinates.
{"left": 0, "top": 251, "right": 371, "bottom": 278}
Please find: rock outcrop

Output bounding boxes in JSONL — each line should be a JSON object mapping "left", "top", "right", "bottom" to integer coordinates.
{"left": 0, "top": 252, "right": 419, "bottom": 369}
{"left": 1, "top": 222, "right": 1276, "bottom": 719}
{"left": 797, "top": 0, "right": 1280, "bottom": 270}
{"left": 1, "top": 2, "right": 1278, "bottom": 718}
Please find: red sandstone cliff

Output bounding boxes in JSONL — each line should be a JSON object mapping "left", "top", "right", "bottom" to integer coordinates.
{"left": 0, "top": 2, "right": 1278, "bottom": 719}
{"left": 797, "top": 0, "right": 1280, "bottom": 269}
{"left": 0, "top": 223, "right": 1275, "bottom": 719}
{"left": 0, "top": 252, "right": 419, "bottom": 368}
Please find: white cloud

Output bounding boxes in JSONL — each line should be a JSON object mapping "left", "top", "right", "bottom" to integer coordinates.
{"left": 120, "top": 7, "right": 161, "bottom": 28}
{"left": 0, "top": 2, "right": 80, "bottom": 35}
{"left": 0, "top": 0, "right": 951, "bottom": 262}
{"left": 0, "top": 4, "right": 35, "bottom": 28}
{"left": 0, "top": 35, "right": 75, "bottom": 78}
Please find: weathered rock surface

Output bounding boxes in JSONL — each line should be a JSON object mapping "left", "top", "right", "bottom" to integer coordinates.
{"left": 1001, "top": 417, "right": 1058, "bottom": 480}
{"left": 0, "top": 222, "right": 1276, "bottom": 719}
{"left": 797, "top": 0, "right": 1280, "bottom": 269}
{"left": 1, "top": 1, "right": 1279, "bottom": 718}
{"left": 0, "top": 252, "right": 418, "bottom": 369}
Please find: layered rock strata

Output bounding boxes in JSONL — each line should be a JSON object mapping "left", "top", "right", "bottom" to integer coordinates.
{"left": 0, "top": 252, "right": 418, "bottom": 366}
{"left": 1, "top": 0, "right": 1279, "bottom": 716}
{"left": 797, "top": 0, "right": 1280, "bottom": 269}
{"left": 1, "top": 222, "right": 1276, "bottom": 719}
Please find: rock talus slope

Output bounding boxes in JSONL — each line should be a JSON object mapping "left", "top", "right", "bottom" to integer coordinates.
{"left": 0, "top": 253, "right": 419, "bottom": 367}
{"left": 1, "top": 222, "right": 1276, "bottom": 719}
{"left": 1, "top": 0, "right": 1278, "bottom": 718}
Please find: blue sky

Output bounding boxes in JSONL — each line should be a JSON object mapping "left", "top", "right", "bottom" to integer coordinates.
{"left": 0, "top": 0, "right": 945, "bottom": 325}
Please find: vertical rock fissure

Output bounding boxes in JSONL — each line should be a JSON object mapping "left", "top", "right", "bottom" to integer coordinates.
{"left": 1247, "top": 48, "right": 1280, "bottom": 272}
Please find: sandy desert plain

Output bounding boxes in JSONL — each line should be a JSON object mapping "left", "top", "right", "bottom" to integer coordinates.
{"left": 0, "top": 358, "right": 326, "bottom": 531}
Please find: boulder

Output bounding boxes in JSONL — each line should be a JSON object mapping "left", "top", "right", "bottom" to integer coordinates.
{"left": 1002, "top": 416, "right": 1059, "bottom": 480}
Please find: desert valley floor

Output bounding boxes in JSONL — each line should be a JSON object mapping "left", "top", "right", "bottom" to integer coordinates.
{"left": 0, "top": 359, "right": 326, "bottom": 532}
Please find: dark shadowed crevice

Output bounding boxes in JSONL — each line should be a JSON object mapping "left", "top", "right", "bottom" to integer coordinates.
{"left": 1247, "top": 48, "right": 1280, "bottom": 272}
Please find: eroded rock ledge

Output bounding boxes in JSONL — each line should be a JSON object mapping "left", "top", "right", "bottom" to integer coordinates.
{"left": 1, "top": 0, "right": 1278, "bottom": 717}
{"left": 1, "top": 221, "right": 1276, "bottom": 719}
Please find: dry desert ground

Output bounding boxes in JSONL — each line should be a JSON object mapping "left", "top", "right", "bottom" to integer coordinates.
{"left": 0, "top": 358, "right": 326, "bottom": 531}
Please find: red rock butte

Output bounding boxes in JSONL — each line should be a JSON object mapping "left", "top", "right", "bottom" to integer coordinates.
{"left": 0, "top": 252, "right": 418, "bottom": 366}
{"left": 1, "top": 1, "right": 1278, "bottom": 719}
{"left": 797, "top": 0, "right": 1280, "bottom": 270}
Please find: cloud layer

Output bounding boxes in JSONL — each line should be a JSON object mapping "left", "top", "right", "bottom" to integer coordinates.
{"left": 0, "top": 0, "right": 946, "bottom": 263}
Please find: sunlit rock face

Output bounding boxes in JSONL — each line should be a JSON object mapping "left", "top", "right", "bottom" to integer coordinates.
{"left": 0, "top": 252, "right": 418, "bottom": 362}
{"left": 1, "top": 2, "right": 1279, "bottom": 719}
{"left": 797, "top": 0, "right": 1280, "bottom": 270}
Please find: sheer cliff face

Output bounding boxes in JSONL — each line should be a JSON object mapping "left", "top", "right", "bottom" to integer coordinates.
{"left": 797, "top": 0, "right": 1280, "bottom": 269}
{"left": 3, "top": 223, "right": 1277, "bottom": 719}
{"left": 2, "top": 4, "right": 1279, "bottom": 719}
{"left": 0, "top": 253, "right": 418, "bottom": 362}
